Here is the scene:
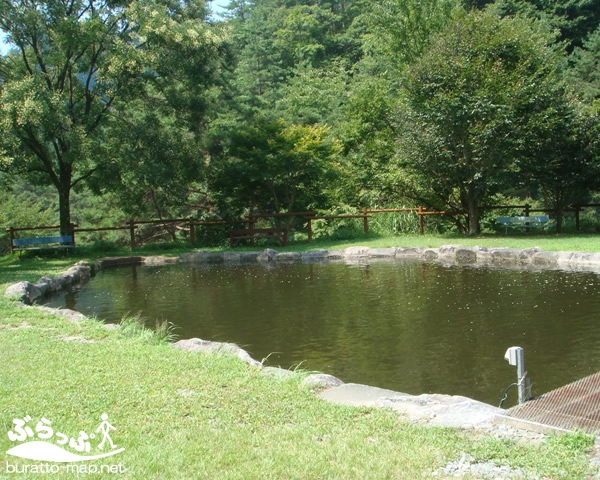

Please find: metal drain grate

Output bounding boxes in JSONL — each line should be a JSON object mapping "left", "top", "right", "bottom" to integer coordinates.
{"left": 503, "top": 372, "right": 600, "bottom": 434}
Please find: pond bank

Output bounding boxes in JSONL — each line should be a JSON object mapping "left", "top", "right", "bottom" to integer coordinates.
{"left": 5, "top": 246, "right": 600, "bottom": 432}
{"left": 7, "top": 244, "right": 600, "bottom": 306}
{"left": 3, "top": 245, "right": 600, "bottom": 477}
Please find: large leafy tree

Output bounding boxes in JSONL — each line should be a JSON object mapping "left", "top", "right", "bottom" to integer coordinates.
{"left": 208, "top": 117, "right": 342, "bottom": 220}
{"left": 493, "top": 0, "right": 600, "bottom": 51}
{"left": 332, "top": 0, "right": 460, "bottom": 208}
{"left": 567, "top": 26, "right": 600, "bottom": 104}
{"left": 0, "top": 0, "right": 221, "bottom": 234}
{"left": 521, "top": 104, "right": 600, "bottom": 232}
{"left": 399, "top": 9, "right": 570, "bottom": 235}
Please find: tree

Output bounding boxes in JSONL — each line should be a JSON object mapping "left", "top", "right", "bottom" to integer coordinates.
{"left": 567, "top": 26, "right": 600, "bottom": 104}
{"left": 208, "top": 117, "right": 342, "bottom": 220}
{"left": 0, "top": 0, "right": 221, "bottom": 234}
{"left": 398, "top": 10, "right": 569, "bottom": 234}
{"left": 359, "top": 0, "right": 460, "bottom": 67}
{"left": 493, "top": 0, "right": 600, "bottom": 51}
{"left": 521, "top": 103, "right": 600, "bottom": 232}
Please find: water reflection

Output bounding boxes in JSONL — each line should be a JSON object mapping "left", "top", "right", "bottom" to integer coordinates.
{"left": 41, "top": 261, "right": 600, "bottom": 407}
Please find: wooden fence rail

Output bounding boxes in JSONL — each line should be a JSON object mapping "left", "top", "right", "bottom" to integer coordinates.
{"left": 7, "top": 203, "right": 600, "bottom": 252}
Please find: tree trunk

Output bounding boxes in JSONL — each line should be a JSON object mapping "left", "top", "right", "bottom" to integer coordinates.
{"left": 466, "top": 194, "right": 480, "bottom": 235}
{"left": 54, "top": 156, "right": 74, "bottom": 236}
{"left": 58, "top": 183, "right": 72, "bottom": 236}
{"left": 555, "top": 211, "right": 563, "bottom": 233}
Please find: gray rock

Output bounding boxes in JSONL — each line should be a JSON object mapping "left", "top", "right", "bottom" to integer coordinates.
{"left": 180, "top": 251, "right": 224, "bottom": 264}
{"left": 172, "top": 337, "right": 262, "bottom": 367}
{"left": 99, "top": 256, "right": 143, "bottom": 267}
{"left": 37, "top": 276, "right": 60, "bottom": 293}
{"left": 559, "top": 251, "right": 600, "bottom": 270}
{"left": 261, "top": 366, "right": 295, "bottom": 379}
{"left": 454, "top": 247, "right": 479, "bottom": 265}
{"left": 318, "top": 383, "right": 501, "bottom": 429}
{"left": 33, "top": 280, "right": 50, "bottom": 296}
{"left": 438, "top": 245, "right": 460, "bottom": 259}
{"left": 222, "top": 252, "right": 242, "bottom": 263}
{"left": 301, "top": 250, "right": 329, "bottom": 261}
{"left": 490, "top": 248, "right": 523, "bottom": 267}
{"left": 381, "top": 393, "right": 502, "bottom": 428}
{"left": 369, "top": 248, "right": 398, "bottom": 258}
{"left": 257, "top": 249, "right": 279, "bottom": 262}
{"left": 395, "top": 247, "right": 426, "bottom": 258}
{"left": 423, "top": 249, "right": 439, "bottom": 261}
{"left": 517, "top": 247, "right": 542, "bottom": 266}
{"left": 4, "top": 281, "right": 42, "bottom": 305}
{"left": 142, "top": 256, "right": 179, "bottom": 266}
{"left": 318, "top": 383, "right": 409, "bottom": 407}
{"left": 301, "top": 374, "right": 345, "bottom": 390}
{"left": 532, "top": 251, "right": 559, "bottom": 268}
{"left": 342, "top": 246, "right": 371, "bottom": 257}
{"left": 274, "top": 252, "right": 302, "bottom": 263}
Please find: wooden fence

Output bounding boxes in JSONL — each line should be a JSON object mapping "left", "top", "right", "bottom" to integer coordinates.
{"left": 6, "top": 203, "right": 600, "bottom": 252}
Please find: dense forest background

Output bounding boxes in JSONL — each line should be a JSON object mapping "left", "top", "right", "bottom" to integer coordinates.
{"left": 2, "top": 0, "right": 600, "bottom": 248}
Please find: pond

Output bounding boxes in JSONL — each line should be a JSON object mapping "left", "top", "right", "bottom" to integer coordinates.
{"left": 41, "top": 260, "right": 600, "bottom": 407}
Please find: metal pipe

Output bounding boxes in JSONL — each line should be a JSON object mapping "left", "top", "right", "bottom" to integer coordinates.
{"left": 504, "top": 346, "right": 528, "bottom": 405}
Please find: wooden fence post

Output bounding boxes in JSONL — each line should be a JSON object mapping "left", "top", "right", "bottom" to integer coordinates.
{"left": 129, "top": 220, "right": 136, "bottom": 250}
{"left": 418, "top": 206, "right": 424, "bottom": 235}
{"left": 524, "top": 204, "right": 531, "bottom": 217}
{"left": 70, "top": 223, "right": 76, "bottom": 246}
{"left": 363, "top": 208, "right": 369, "bottom": 234}
{"left": 307, "top": 218, "right": 313, "bottom": 241}
{"left": 9, "top": 227, "right": 15, "bottom": 254}
{"left": 189, "top": 217, "right": 195, "bottom": 246}
{"left": 248, "top": 205, "right": 255, "bottom": 246}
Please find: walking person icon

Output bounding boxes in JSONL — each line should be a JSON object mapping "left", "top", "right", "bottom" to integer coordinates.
{"left": 96, "top": 413, "right": 117, "bottom": 450}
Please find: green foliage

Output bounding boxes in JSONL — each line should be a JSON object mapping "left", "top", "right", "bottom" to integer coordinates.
{"left": 0, "top": 183, "right": 58, "bottom": 254}
{"left": 209, "top": 117, "right": 343, "bottom": 217}
{"left": 0, "top": 0, "right": 224, "bottom": 234}
{"left": 309, "top": 205, "right": 366, "bottom": 240}
{"left": 360, "top": 0, "right": 461, "bottom": 67}
{"left": 399, "top": 9, "right": 569, "bottom": 234}
{"left": 520, "top": 103, "right": 600, "bottom": 232}
{"left": 568, "top": 26, "right": 600, "bottom": 102}
{"left": 368, "top": 209, "right": 421, "bottom": 236}
{"left": 492, "top": 0, "right": 600, "bottom": 51}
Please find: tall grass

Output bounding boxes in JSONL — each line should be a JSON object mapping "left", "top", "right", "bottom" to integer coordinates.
{"left": 118, "top": 313, "right": 179, "bottom": 345}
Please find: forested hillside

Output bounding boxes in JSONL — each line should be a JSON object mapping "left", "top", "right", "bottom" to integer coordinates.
{"left": 1, "top": 0, "right": 600, "bottom": 244}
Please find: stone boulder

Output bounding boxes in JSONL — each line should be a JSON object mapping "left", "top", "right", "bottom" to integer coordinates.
{"left": 301, "top": 373, "right": 344, "bottom": 390}
{"left": 4, "top": 281, "right": 42, "bottom": 305}
{"left": 257, "top": 249, "right": 279, "bottom": 262}
{"left": 342, "top": 246, "right": 371, "bottom": 257}
{"left": 172, "top": 338, "right": 262, "bottom": 367}
{"left": 274, "top": 252, "right": 302, "bottom": 263}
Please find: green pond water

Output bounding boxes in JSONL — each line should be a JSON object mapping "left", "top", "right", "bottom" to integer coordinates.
{"left": 41, "top": 260, "right": 600, "bottom": 407}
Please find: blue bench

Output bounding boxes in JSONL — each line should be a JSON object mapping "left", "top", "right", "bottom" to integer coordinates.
{"left": 496, "top": 216, "right": 553, "bottom": 234}
{"left": 11, "top": 235, "right": 74, "bottom": 254}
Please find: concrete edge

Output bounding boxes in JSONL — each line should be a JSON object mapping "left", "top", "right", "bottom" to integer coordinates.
{"left": 494, "top": 414, "right": 574, "bottom": 436}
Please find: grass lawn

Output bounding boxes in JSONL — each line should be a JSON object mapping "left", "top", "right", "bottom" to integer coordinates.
{"left": 1, "top": 233, "right": 598, "bottom": 478}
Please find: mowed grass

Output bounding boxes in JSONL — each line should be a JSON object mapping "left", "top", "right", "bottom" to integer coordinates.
{"left": 0, "top": 296, "right": 594, "bottom": 479}
{"left": 2, "top": 231, "right": 600, "bottom": 285}
{"left": 1, "top": 233, "right": 599, "bottom": 478}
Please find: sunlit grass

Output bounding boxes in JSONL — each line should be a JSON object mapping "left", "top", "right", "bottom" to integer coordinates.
{"left": 2, "top": 232, "right": 600, "bottom": 286}
{"left": 0, "top": 295, "right": 594, "bottom": 479}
